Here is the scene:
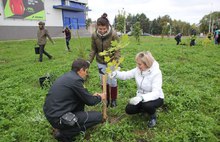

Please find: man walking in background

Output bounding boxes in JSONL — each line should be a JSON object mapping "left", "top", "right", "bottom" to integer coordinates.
{"left": 37, "top": 21, "right": 54, "bottom": 62}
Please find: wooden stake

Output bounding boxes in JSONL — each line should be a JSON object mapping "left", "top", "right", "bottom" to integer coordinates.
{"left": 102, "top": 74, "right": 108, "bottom": 121}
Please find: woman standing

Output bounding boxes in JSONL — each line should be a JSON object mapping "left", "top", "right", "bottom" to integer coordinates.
{"left": 88, "top": 13, "right": 120, "bottom": 107}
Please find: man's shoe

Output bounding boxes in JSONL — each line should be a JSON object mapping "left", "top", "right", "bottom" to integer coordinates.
{"left": 52, "top": 128, "right": 62, "bottom": 140}
{"left": 49, "top": 56, "right": 53, "bottom": 60}
{"left": 110, "top": 100, "right": 117, "bottom": 107}
{"left": 148, "top": 118, "right": 156, "bottom": 128}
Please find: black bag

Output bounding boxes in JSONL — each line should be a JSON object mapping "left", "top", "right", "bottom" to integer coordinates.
{"left": 39, "top": 76, "right": 51, "bottom": 88}
{"left": 35, "top": 46, "right": 40, "bottom": 54}
{"left": 60, "top": 112, "right": 78, "bottom": 126}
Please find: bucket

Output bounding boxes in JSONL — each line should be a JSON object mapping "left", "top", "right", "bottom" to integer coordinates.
{"left": 35, "top": 47, "right": 40, "bottom": 54}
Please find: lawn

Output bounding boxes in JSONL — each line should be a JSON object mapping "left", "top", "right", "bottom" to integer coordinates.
{"left": 0, "top": 36, "right": 219, "bottom": 142}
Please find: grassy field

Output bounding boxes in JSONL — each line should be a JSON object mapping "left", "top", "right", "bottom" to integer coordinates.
{"left": 0, "top": 36, "right": 220, "bottom": 142}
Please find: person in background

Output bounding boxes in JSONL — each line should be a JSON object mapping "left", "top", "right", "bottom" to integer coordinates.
{"left": 37, "top": 21, "right": 54, "bottom": 62}
{"left": 213, "top": 24, "right": 218, "bottom": 44}
{"left": 110, "top": 51, "right": 164, "bottom": 128}
{"left": 62, "top": 27, "right": 72, "bottom": 52}
{"left": 43, "top": 58, "right": 106, "bottom": 142}
{"left": 215, "top": 30, "right": 220, "bottom": 45}
{"left": 174, "top": 33, "right": 182, "bottom": 45}
{"left": 207, "top": 32, "right": 212, "bottom": 40}
{"left": 190, "top": 29, "right": 196, "bottom": 46}
{"left": 88, "top": 13, "right": 120, "bottom": 107}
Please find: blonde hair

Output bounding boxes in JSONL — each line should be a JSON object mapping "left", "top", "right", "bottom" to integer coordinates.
{"left": 135, "top": 51, "right": 155, "bottom": 68}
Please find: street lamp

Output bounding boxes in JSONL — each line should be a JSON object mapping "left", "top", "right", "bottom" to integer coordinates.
{"left": 167, "top": 22, "right": 171, "bottom": 37}
{"left": 122, "top": 8, "right": 126, "bottom": 34}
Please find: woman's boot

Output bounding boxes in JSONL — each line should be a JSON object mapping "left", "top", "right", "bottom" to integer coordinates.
{"left": 110, "top": 86, "right": 118, "bottom": 107}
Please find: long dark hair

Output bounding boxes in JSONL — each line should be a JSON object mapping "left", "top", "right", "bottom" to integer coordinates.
{"left": 97, "top": 13, "right": 110, "bottom": 26}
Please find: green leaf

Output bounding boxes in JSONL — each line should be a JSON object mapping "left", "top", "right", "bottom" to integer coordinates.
{"left": 99, "top": 50, "right": 108, "bottom": 56}
{"left": 104, "top": 56, "right": 111, "bottom": 62}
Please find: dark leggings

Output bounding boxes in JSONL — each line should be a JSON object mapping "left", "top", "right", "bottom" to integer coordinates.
{"left": 176, "top": 39, "right": 181, "bottom": 45}
{"left": 49, "top": 111, "right": 102, "bottom": 141}
{"left": 66, "top": 38, "right": 71, "bottom": 49}
{"left": 125, "top": 98, "right": 164, "bottom": 115}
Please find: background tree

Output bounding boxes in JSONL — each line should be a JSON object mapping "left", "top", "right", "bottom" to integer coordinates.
{"left": 86, "top": 18, "right": 92, "bottom": 30}
{"left": 139, "top": 13, "right": 150, "bottom": 33}
{"left": 115, "top": 10, "right": 126, "bottom": 33}
{"left": 159, "top": 15, "right": 172, "bottom": 36}
{"left": 199, "top": 11, "right": 220, "bottom": 34}
{"left": 150, "top": 18, "right": 161, "bottom": 35}
{"left": 126, "top": 14, "right": 133, "bottom": 32}
{"left": 132, "top": 22, "right": 141, "bottom": 44}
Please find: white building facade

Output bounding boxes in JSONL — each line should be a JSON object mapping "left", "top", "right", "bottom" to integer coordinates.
{"left": 0, "top": 0, "right": 89, "bottom": 40}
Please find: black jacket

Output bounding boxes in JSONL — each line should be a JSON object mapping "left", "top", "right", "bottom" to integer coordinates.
{"left": 43, "top": 70, "right": 101, "bottom": 121}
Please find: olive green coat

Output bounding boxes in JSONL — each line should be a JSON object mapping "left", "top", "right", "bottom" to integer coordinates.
{"left": 88, "top": 27, "right": 120, "bottom": 64}
{"left": 37, "top": 28, "right": 53, "bottom": 45}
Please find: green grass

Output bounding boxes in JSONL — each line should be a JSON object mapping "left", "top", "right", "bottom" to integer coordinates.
{"left": 0, "top": 36, "right": 220, "bottom": 142}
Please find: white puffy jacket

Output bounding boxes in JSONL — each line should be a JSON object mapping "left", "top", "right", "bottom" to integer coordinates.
{"left": 116, "top": 61, "right": 164, "bottom": 102}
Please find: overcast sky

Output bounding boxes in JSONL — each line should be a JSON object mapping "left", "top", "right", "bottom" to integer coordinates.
{"left": 87, "top": 0, "right": 220, "bottom": 25}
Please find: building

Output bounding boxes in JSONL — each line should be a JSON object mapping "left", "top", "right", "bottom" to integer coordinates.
{"left": 0, "top": 0, "right": 90, "bottom": 40}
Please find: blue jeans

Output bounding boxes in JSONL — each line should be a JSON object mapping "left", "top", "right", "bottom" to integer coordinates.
{"left": 97, "top": 63, "right": 117, "bottom": 87}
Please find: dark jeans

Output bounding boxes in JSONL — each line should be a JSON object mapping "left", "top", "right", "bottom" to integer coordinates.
{"left": 39, "top": 44, "right": 52, "bottom": 62}
{"left": 49, "top": 111, "right": 102, "bottom": 141}
{"left": 66, "top": 38, "right": 71, "bottom": 50}
{"left": 175, "top": 39, "right": 181, "bottom": 45}
{"left": 190, "top": 39, "right": 195, "bottom": 46}
{"left": 125, "top": 98, "right": 164, "bottom": 115}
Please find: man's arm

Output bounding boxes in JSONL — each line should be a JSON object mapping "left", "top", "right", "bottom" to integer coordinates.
{"left": 73, "top": 80, "right": 102, "bottom": 106}
{"left": 45, "top": 29, "right": 54, "bottom": 44}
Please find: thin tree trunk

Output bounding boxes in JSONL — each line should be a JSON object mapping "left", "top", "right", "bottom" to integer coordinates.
{"left": 102, "top": 74, "right": 107, "bottom": 121}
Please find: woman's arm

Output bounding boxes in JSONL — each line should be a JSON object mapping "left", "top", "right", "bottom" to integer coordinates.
{"left": 116, "top": 68, "right": 136, "bottom": 80}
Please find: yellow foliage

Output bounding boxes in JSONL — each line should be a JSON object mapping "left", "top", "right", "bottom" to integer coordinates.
{"left": 99, "top": 35, "right": 129, "bottom": 74}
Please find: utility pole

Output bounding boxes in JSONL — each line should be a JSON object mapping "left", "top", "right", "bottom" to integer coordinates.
{"left": 209, "top": 3, "right": 213, "bottom": 33}
{"left": 209, "top": 13, "right": 212, "bottom": 33}
{"left": 167, "top": 22, "right": 171, "bottom": 37}
{"left": 123, "top": 8, "right": 126, "bottom": 34}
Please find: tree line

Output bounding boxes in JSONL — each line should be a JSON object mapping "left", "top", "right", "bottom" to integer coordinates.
{"left": 112, "top": 11, "right": 220, "bottom": 36}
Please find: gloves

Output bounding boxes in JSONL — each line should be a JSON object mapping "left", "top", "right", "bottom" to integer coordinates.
{"left": 108, "top": 71, "right": 117, "bottom": 79}
{"left": 86, "top": 61, "right": 91, "bottom": 65}
{"left": 129, "top": 96, "right": 142, "bottom": 105}
{"left": 108, "top": 67, "right": 120, "bottom": 79}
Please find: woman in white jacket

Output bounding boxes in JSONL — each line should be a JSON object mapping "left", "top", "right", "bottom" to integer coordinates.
{"left": 112, "top": 51, "right": 164, "bottom": 128}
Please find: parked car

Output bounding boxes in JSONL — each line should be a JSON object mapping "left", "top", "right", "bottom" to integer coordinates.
{"left": 117, "top": 32, "right": 122, "bottom": 37}
{"left": 127, "top": 31, "right": 132, "bottom": 36}
{"left": 142, "top": 33, "right": 152, "bottom": 36}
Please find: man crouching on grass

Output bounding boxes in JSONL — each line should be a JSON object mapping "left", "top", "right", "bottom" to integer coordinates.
{"left": 43, "top": 58, "right": 106, "bottom": 142}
